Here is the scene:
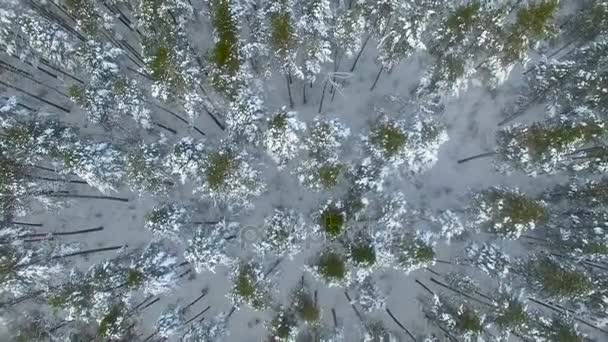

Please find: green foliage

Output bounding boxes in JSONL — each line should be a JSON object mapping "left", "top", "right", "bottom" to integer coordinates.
{"left": 445, "top": 2, "right": 481, "bottom": 41}
{"left": 233, "top": 263, "right": 266, "bottom": 309}
{"left": 270, "top": 112, "right": 288, "bottom": 133}
{"left": 294, "top": 290, "right": 319, "bottom": 323}
{"left": 206, "top": 152, "right": 234, "bottom": 191}
{"left": 149, "top": 46, "right": 171, "bottom": 81}
{"left": 126, "top": 269, "right": 143, "bottom": 288}
{"left": 495, "top": 300, "right": 527, "bottom": 328}
{"left": 371, "top": 122, "right": 407, "bottom": 157}
{"left": 482, "top": 189, "right": 547, "bottom": 235}
{"left": 97, "top": 305, "right": 122, "bottom": 337}
{"left": 211, "top": 0, "right": 240, "bottom": 93}
{"left": 69, "top": 85, "right": 86, "bottom": 104}
{"left": 320, "top": 207, "right": 345, "bottom": 237}
{"left": 550, "top": 318, "right": 583, "bottom": 342}
{"left": 456, "top": 308, "right": 483, "bottom": 333}
{"left": 414, "top": 244, "right": 435, "bottom": 262}
{"left": 318, "top": 164, "right": 343, "bottom": 189}
{"left": 65, "top": 0, "right": 98, "bottom": 35}
{"left": 583, "top": 242, "right": 608, "bottom": 255}
{"left": 47, "top": 293, "right": 67, "bottom": 309}
{"left": 350, "top": 243, "right": 376, "bottom": 266}
{"left": 515, "top": 1, "right": 559, "bottom": 37}
{"left": 318, "top": 252, "right": 345, "bottom": 280}
{"left": 504, "top": 0, "right": 558, "bottom": 63}
{"left": 524, "top": 122, "right": 605, "bottom": 160}
{"left": 533, "top": 258, "right": 592, "bottom": 298}
{"left": 113, "top": 79, "right": 128, "bottom": 96}
{"left": 126, "top": 150, "right": 165, "bottom": 193}
{"left": 271, "top": 12, "right": 294, "bottom": 55}
{"left": 269, "top": 310, "right": 296, "bottom": 340}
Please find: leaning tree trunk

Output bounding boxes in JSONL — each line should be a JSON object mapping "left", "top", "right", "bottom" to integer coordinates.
{"left": 370, "top": 66, "right": 384, "bottom": 91}
{"left": 386, "top": 308, "right": 417, "bottom": 341}
{"left": 50, "top": 244, "right": 126, "bottom": 260}
{"left": 286, "top": 74, "right": 294, "bottom": 108}
{"left": 44, "top": 192, "right": 130, "bottom": 202}
{"left": 457, "top": 151, "right": 497, "bottom": 164}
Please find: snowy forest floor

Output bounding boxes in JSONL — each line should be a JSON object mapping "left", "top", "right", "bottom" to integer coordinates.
{"left": 6, "top": 44, "right": 567, "bottom": 341}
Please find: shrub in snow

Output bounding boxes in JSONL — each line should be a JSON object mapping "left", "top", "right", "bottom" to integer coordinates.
{"left": 362, "top": 320, "right": 400, "bottom": 342}
{"left": 348, "top": 275, "right": 385, "bottom": 313}
{"left": 267, "top": 307, "right": 299, "bottom": 342}
{"left": 297, "top": 117, "right": 350, "bottom": 190}
{"left": 96, "top": 304, "right": 128, "bottom": 340}
{"left": 184, "top": 220, "right": 237, "bottom": 273}
{"left": 61, "top": 142, "right": 125, "bottom": 193}
{"left": 0, "top": 119, "right": 76, "bottom": 166}
{"left": 254, "top": 208, "right": 307, "bottom": 259}
{"left": 229, "top": 261, "right": 269, "bottom": 310}
{"left": 182, "top": 312, "right": 229, "bottom": 342}
{"left": 306, "top": 248, "right": 351, "bottom": 287}
{"left": 425, "top": 294, "right": 488, "bottom": 342}
{"left": 225, "top": 82, "right": 265, "bottom": 144}
{"left": 0, "top": 243, "right": 63, "bottom": 298}
{"left": 263, "top": 109, "right": 306, "bottom": 169}
{"left": 519, "top": 256, "right": 594, "bottom": 300}
{"left": 491, "top": 288, "right": 533, "bottom": 340}
{"left": 467, "top": 187, "right": 547, "bottom": 239}
{"left": 431, "top": 210, "right": 465, "bottom": 243}
{"left": 144, "top": 202, "right": 190, "bottom": 241}
{"left": 364, "top": 113, "right": 448, "bottom": 179}
{"left": 464, "top": 243, "right": 510, "bottom": 279}
{"left": 70, "top": 42, "right": 151, "bottom": 129}
{"left": 125, "top": 142, "right": 172, "bottom": 195}
{"left": 165, "top": 137, "right": 205, "bottom": 184}
{"left": 156, "top": 305, "right": 186, "bottom": 339}
{"left": 129, "top": 242, "right": 180, "bottom": 296}
{"left": 195, "top": 147, "right": 265, "bottom": 210}
{"left": 291, "top": 285, "right": 320, "bottom": 326}
{"left": 314, "top": 200, "right": 347, "bottom": 239}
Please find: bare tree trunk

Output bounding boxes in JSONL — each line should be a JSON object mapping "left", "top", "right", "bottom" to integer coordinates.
{"left": 429, "top": 277, "right": 494, "bottom": 307}
{"left": 386, "top": 308, "right": 417, "bottom": 341}
{"left": 286, "top": 74, "right": 294, "bottom": 108}
{"left": 318, "top": 79, "right": 329, "bottom": 113}
{"left": 26, "top": 175, "right": 88, "bottom": 184}
{"left": 50, "top": 244, "right": 126, "bottom": 260}
{"left": 343, "top": 291, "right": 365, "bottom": 324}
{"left": 350, "top": 33, "right": 372, "bottom": 72}
{"left": 44, "top": 192, "right": 129, "bottom": 202}
{"left": 528, "top": 297, "right": 608, "bottom": 334}
{"left": 303, "top": 84, "right": 307, "bottom": 105}
{"left": 0, "top": 63, "right": 68, "bottom": 98}
{"left": 0, "top": 80, "right": 70, "bottom": 113}
{"left": 2, "top": 221, "right": 42, "bottom": 227}
{"left": 457, "top": 151, "right": 497, "bottom": 164}
{"left": 17, "top": 226, "right": 104, "bottom": 239}
{"left": 370, "top": 67, "right": 383, "bottom": 91}
{"left": 149, "top": 102, "right": 206, "bottom": 137}
{"left": 185, "top": 306, "right": 211, "bottom": 324}
{"left": 331, "top": 308, "right": 338, "bottom": 328}
{"left": 414, "top": 279, "right": 435, "bottom": 296}
{"left": 153, "top": 122, "right": 177, "bottom": 134}
{"left": 184, "top": 289, "right": 208, "bottom": 312}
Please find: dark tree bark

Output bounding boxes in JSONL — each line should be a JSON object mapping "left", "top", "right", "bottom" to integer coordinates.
{"left": 286, "top": 74, "right": 294, "bottom": 108}
{"left": 457, "top": 151, "right": 497, "bottom": 164}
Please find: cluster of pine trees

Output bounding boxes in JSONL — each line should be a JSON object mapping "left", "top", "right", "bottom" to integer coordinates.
{"left": 0, "top": 0, "right": 607, "bottom": 341}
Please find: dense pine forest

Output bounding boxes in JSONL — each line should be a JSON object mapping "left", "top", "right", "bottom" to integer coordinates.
{"left": 0, "top": 0, "right": 607, "bottom": 340}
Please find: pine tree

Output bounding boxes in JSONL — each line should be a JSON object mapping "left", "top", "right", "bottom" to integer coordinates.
{"left": 466, "top": 187, "right": 548, "bottom": 239}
